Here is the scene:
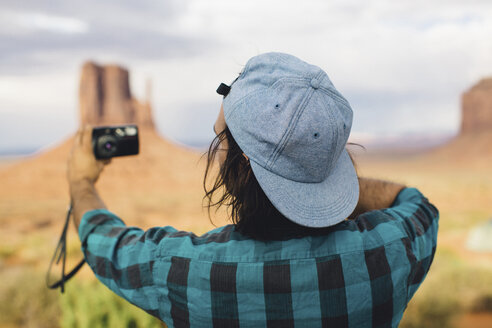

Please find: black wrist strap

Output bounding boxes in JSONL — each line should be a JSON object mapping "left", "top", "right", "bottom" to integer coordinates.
{"left": 46, "top": 204, "right": 86, "bottom": 293}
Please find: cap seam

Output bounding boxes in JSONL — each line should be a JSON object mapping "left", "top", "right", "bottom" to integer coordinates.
{"left": 318, "top": 86, "right": 351, "bottom": 110}
{"left": 282, "top": 178, "right": 354, "bottom": 213}
{"left": 281, "top": 187, "right": 355, "bottom": 223}
{"left": 251, "top": 151, "right": 359, "bottom": 222}
{"left": 224, "top": 88, "right": 269, "bottom": 122}
{"left": 283, "top": 185, "right": 357, "bottom": 223}
{"left": 267, "top": 86, "right": 314, "bottom": 167}
{"left": 329, "top": 97, "right": 341, "bottom": 176}
{"left": 240, "top": 58, "right": 253, "bottom": 78}
{"left": 251, "top": 157, "right": 358, "bottom": 214}
{"left": 267, "top": 71, "right": 325, "bottom": 167}
{"left": 250, "top": 157, "right": 319, "bottom": 183}
{"left": 224, "top": 77, "right": 310, "bottom": 122}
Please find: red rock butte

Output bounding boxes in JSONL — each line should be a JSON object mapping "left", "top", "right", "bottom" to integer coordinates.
{"left": 79, "top": 61, "right": 154, "bottom": 128}
{"left": 428, "top": 77, "right": 492, "bottom": 165}
{"left": 461, "top": 77, "right": 492, "bottom": 135}
{"left": 0, "top": 61, "right": 229, "bottom": 237}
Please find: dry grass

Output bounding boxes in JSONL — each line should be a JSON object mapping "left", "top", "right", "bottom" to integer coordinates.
{"left": 1, "top": 131, "right": 491, "bottom": 327}
{"left": 354, "top": 150, "right": 492, "bottom": 327}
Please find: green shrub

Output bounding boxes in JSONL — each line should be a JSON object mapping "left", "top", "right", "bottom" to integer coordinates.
{"left": 400, "top": 289, "right": 461, "bottom": 328}
{"left": 0, "top": 244, "right": 16, "bottom": 259}
{"left": 399, "top": 246, "right": 492, "bottom": 328}
{"left": 60, "top": 279, "right": 166, "bottom": 328}
{"left": 0, "top": 267, "right": 61, "bottom": 328}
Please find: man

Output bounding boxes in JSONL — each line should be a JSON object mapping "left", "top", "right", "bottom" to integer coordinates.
{"left": 68, "top": 52, "right": 439, "bottom": 327}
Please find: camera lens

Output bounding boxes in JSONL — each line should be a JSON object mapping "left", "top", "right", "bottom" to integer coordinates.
{"left": 96, "top": 135, "right": 118, "bottom": 158}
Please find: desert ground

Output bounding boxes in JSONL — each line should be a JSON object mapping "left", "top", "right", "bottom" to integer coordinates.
{"left": 0, "top": 129, "right": 491, "bottom": 327}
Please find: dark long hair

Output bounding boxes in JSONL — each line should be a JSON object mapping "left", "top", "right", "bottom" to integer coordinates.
{"left": 202, "top": 126, "right": 359, "bottom": 240}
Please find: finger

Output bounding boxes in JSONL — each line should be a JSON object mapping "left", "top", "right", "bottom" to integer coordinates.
{"left": 76, "top": 126, "right": 84, "bottom": 146}
{"left": 81, "top": 125, "right": 93, "bottom": 152}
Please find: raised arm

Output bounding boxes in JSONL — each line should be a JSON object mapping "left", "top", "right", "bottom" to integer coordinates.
{"left": 67, "top": 125, "right": 109, "bottom": 229}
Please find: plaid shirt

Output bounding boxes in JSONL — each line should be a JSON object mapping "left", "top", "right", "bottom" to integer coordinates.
{"left": 79, "top": 187, "right": 439, "bottom": 328}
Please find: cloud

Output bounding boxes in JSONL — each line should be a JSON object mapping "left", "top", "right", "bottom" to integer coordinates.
{"left": 1, "top": 0, "right": 492, "bottom": 152}
{"left": 153, "top": 0, "right": 492, "bottom": 136}
{"left": 0, "top": 0, "right": 217, "bottom": 74}
{"left": 12, "top": 12, "right": 89, "bottom": 34}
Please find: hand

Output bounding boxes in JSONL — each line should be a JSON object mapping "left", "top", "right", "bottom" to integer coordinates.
{"left": 348, "top": 177, "right": 405, "bottom": 219}
{"left": 67, "top": 125, "right": 110, "bottom": 187}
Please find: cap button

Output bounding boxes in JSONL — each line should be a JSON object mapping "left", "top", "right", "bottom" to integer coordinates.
{"left": 310, "top": 77, "right": 320, "bottom": 89}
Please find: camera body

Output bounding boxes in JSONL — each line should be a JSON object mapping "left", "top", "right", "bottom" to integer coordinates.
{"left": 92, "top": 125, "right": 139, "bottom": 159}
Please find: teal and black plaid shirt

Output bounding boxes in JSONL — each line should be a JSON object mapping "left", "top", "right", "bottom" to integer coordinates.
{"left": 79, "top": 187, "right": 439, "bottom": 328}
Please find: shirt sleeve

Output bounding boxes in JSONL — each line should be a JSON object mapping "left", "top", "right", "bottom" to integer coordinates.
{"left": 382, "top": 187, "right": 439, "bottom": 300}
{"left": 78, "top": 208, "right": 177, "bottom": 318}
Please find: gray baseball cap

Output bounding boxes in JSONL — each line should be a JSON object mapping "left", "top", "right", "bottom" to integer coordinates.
{"left": 222, "top": 52, "right": 359, "bottom": 227}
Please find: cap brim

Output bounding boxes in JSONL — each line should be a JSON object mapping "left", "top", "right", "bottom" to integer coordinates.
{"left": 249, "top": 149, "right": 359, "bottom": 227}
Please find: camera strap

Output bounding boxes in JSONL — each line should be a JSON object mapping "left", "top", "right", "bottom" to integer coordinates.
{"left": 46, "top": 204, "right": 86, "bottom": 293}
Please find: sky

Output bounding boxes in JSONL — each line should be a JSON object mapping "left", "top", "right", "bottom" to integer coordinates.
{"left": 1, "top": 0, "right": 492, "bottom": 153}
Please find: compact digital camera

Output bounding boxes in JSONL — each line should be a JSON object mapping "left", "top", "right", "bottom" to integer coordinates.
{"left": 92, "top": 125, "right": 139, "bottom": 159}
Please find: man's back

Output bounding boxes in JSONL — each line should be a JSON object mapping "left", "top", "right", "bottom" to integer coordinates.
{"left": 79, "top": 187, "right": 438, "bottom": 328}
{"left": 68, "top": 53, "right": 439, "bottom": 328}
